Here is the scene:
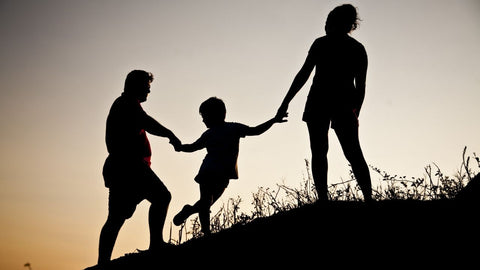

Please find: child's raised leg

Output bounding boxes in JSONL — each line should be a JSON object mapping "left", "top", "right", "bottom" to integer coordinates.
{"left": 173, "top": 204, "right": 195, "bottom": 226}
{"left": 173, "top": 179, "right": 229, "bottom": 230}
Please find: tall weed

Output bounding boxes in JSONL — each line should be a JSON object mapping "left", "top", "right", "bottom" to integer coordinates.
{"left": 170, "top": 147, "right": 478, "bottom": 244}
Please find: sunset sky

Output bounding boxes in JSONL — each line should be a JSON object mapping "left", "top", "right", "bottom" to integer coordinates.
{"left": 1, "top": 0, "right": 479, "bottom": 269}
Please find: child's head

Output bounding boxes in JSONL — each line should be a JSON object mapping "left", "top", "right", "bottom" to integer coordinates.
{"left": 199, "top": 97, "right": 226, "bottom": 127}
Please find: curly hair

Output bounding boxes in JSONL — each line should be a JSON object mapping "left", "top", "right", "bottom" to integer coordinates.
{"left": 325, "top": 4, "right": 361, "bottom": 35}
{"left": 124, "top": 70, "right": 154, "bottom": 93}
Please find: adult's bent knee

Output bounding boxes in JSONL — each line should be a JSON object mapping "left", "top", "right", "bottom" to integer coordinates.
{"left": 147, "top": 187, "right": 171, "bottom": 206}
{"left": 164, "top": 190, "right": 172, "bottom": 204}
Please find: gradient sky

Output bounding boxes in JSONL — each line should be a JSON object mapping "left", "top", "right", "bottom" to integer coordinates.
{"left": 1, "top": 0, "right": 479, "bottom": 269}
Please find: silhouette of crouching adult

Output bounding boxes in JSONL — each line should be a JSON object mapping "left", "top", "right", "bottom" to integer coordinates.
{"left": 98, "top": 70, "right": 180, "bottom": 265}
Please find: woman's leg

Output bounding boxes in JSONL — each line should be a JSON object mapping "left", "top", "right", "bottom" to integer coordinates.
{"left": 307, "top": 121, "right": 330, "bottom": 201}
{"left": 334, "top": 113, "right": 372, "bottom": 201}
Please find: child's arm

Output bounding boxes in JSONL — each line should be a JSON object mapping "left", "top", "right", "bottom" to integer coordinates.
{"left": 245, "top": 115, "right": 287, "bottom": 136}
{"left": 176, "top": 136, "right": 206, "bottom": 153}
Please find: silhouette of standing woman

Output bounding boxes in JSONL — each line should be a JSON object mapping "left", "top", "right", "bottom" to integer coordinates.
{"left": 277, "top": 4, "right": 372, "bottom": 202}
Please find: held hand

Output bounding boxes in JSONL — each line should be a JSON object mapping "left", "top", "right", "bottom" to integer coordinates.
{"left": 173, "top": 144, "right": 183, "bottom": 152}
{"left": 273, "top": 113, "right": 288, "bottom": 123}
{"left": 169, "top": 137, "right": 182, "bottom": 151}
{"left": 276, "top": 105, "right": 288, "bottom": 120}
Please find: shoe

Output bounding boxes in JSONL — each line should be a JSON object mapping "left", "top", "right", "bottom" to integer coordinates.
{"left": 173, "top": 205, "right": 194, "bottom": 226}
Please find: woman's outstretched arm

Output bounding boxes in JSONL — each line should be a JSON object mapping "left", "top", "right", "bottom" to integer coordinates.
{"left": 276, "top": 53, "right": 315, "bottom": 118}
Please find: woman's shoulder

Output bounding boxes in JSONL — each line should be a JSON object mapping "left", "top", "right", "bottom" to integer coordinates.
{"left": 309, "top": 36, "right": 329, "bottom": 53}
{"left": 346, "top": 35, "right": 365, "bottom": 48}
{"left": 312, "top": 36, "right": 328, "bottom": 45}
{"left": 312, "top": 35, "right": 362, "bottom": 48}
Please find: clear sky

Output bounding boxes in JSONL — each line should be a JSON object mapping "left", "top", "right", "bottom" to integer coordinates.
{"left": 1, "top": 0, "right": 479, "bottom": 269}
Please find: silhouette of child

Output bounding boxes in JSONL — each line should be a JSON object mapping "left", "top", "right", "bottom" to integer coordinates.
{"left": 173, "top": 97, "right": 286, "bottom": 234}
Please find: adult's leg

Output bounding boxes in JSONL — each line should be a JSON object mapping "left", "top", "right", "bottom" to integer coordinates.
{"left": 98, "top": 214, "right": 125, "bottom": 264}
{"left": 99, "top": 158, "right": 134, "bottom": 264}
{"left": 307, "top": 121, "right": 330, "bottom": 201}
{"left": 144, "top": 168, "right": 172, "bottom": 250}
{"left": 334, "top": 114, "right": 372, "bottom": 201}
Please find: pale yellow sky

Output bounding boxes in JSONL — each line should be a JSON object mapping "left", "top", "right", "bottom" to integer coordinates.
{"left": 1, "top": 0, "right": 479, "bottom": 269}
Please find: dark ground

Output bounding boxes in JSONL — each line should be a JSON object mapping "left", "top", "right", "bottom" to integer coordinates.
{"left": 85, "top": 174, "right": 479, "bottom": 269}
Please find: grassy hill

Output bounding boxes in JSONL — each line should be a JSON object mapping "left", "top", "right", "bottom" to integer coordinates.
{"left": 85, "top": 172, "right": 479, "bottom": 269}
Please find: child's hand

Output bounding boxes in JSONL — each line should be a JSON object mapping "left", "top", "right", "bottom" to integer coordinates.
{"left": 174, "top": 144, "right": 183, "bottom": 152}
{"left": 169, "top": 137, "right": 182, "bottom": 151}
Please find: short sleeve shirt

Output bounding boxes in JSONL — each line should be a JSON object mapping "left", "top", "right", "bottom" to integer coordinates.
{"left": 105, "top": 93, "right": 152, "bottom": 165}
{"left": 195, "top": 122, "right": 249, "bottom": 182}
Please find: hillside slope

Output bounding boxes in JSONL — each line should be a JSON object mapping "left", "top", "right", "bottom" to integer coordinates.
{"left": 86, "top": 175, "right": 479, "bottom": 269}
